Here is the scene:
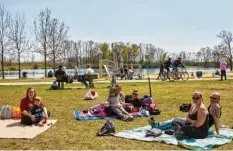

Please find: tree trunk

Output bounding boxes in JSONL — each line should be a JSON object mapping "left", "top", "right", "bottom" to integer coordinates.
{"left": 230, "top": 60, "right": 233, "bottom": 71}
{"left": 1, "top": 45, "right": 4, "bottom": 79}
{"left": 18, "top": 53, "right": 21, "bottom": 79}
{"left": 53, "top": 52, "right": 56, "bottom": 73}
{"left": 44, "top": 46, "right": 47, "bottom": 78}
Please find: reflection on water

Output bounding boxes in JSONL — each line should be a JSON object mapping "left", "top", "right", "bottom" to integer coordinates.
{"left": 0, "top": 67, "right": 225, "bottom": 79}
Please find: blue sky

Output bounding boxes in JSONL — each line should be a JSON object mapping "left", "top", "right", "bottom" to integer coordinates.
{"left": 2, "top": 0, "right": 233, "bottom": 53}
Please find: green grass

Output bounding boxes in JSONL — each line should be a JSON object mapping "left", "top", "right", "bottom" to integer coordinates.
{"left": 0, "top": 80, "right": 233, "bottom": 150}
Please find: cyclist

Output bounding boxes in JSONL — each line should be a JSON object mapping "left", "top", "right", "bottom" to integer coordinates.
{"left": 163, "top": 57, "right": 173, "bottom": 72}
{"left": 156, "top": 58, "right": 172, "bottom": 80}
{"left": 172, "top": 57, "right": 185, "bottom": 79}
{"left": 172, "top": 57, "right": 185, "bottom": 72}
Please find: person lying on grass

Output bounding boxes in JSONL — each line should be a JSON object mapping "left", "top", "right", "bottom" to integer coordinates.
{"left": 108, "top": 87, "right": 134, "bottom": 121}
{"left": 29, "top": 96, "right": 47, "bottom": 127}
{"left": 20, "top": 88, "right": 49, "bottom": 125}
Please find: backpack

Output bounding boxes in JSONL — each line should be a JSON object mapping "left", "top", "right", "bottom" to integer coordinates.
{"left": 0, "top": 105, "right": 12, "bottom": 119}
{"left": 96, "top": 120, "right": 115, "bottom": 136}
{"left": 179, "top": 103, "right": 191, "bottom": 112}
{"left": 84, "top": 90, "right": 99, "bottom": 100}
{"left": 141, "top": 96, "right": 153, "bottom": 106}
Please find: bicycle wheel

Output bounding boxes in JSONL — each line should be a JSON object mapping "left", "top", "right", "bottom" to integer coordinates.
{"left": 160, "top": 71, "right": 168, "bottom": 81}
{"left": 181, "top": 72, "right": 189, "bottom": 81}
{"left": 168, "top": 71, "right": 175, "bottom": 81}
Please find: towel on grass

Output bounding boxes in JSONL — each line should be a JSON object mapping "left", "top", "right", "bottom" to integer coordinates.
{"left": 0, "top": 119, "right": 57, "bottom": 139}
{"left": 74, "top": 103, "right": 150, "bottom": 120}
{"left": 114, "top": 119, "right": 233, "bottom": 150}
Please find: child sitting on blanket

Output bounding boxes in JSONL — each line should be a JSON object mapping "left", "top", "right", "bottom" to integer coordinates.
{"left": 30, "top": 96, "right": 47, "bottom": 126}
{"left": 108, "top": 87, "right": 134, "bottom": 121}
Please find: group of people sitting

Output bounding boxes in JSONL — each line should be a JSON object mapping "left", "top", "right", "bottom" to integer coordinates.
{"left": 20, "top": 88, "right": 49, "bottom": 126}
{"left": 105, "top": 84, "right": 140, "bottom": 121}
{"left": 173, "top": 91, "right": 222, "bottom": 139}
{"left": 19, "top": 85, "right": 224, "bottom": 140}
{"left": 53, "top": 64, "right": 95, "bottom": 89}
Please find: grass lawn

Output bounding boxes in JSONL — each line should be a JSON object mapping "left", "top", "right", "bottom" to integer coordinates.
{"left": 0, "top": 80, "right": 233, "bottom": 150}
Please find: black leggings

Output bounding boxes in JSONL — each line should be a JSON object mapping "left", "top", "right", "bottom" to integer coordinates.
{"left": 221, "top": 70, "right": 226, "bottom": 80}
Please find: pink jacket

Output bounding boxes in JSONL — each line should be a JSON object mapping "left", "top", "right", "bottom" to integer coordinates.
{"left": 220, "top": 60, "right": 227, "bottom": 70}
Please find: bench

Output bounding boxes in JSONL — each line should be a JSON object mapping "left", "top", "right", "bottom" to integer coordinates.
{"left": 56, "top": 74, "right": 67, "bottom": 89}
{"left": 83, "top": 74, "right": 98, "bottom": 88}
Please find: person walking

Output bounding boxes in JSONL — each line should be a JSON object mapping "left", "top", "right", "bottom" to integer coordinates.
{"left": 220, "top": 59, "right": 227, "bottom": 80}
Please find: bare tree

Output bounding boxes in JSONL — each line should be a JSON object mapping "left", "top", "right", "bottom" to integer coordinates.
{"left": 197, "top": 47, "right": 212, "bottom": 67}
{"left": 8, "top": 12, "right": 31, "bottom": 78}
{"left": 217, "top": 30, "right": 233, "bottom": 70}
{"left": 34, "top": 8, "right": 51, "bottom": 77}
{"left": 0, "top": 5, "right": 10, "bottom": 79}
{"left": 48, "top": 18, "right": 69, "bottom": 72}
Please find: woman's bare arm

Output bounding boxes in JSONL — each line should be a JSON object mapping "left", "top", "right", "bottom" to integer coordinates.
{"left": 191, "top": 107, "right": 207, "bottom": 127}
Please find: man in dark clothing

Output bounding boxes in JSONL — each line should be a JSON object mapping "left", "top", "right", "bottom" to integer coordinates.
{"left": 125, "top": 90, "right": 141, "bottom": 112}
{"left": 124, "top": 65, "right": 128, "bottom": 80}
{"left": 163, "top": 58, "right": 173, "bottom": 72}
{"left": 55, "top": 65, "right": 67, "bottom": 89}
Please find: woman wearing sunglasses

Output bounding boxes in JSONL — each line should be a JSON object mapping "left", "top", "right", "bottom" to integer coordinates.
{"left": 208, "top": 92, "right": 221, "bottom": 135}
{"left": 175, "top": 91, "right": 209, "bottom": 140}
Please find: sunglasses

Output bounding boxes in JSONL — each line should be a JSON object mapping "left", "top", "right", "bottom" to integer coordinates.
{"left": 133, "top": 93, "right": 138, "bottom": 96}
{"left": 192, "top": 96, "right": 200, "bottom": 100}
{"left": 210, "top": 96, "right": 219, "bottom": 100}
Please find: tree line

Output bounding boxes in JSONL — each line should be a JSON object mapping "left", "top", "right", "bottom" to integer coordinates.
{"left": 0, "top": 5, "right": 232, "bottom": 79}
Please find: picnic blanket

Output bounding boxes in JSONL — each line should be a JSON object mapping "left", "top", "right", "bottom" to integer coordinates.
{"left": 74, "top": 103, "right": 150, "bottom": 120}
{"left": 0, "top": 119, "right": 57, "bottom": 139}
{"left": 114, "top": 119, "right": 233, "bottom": 150}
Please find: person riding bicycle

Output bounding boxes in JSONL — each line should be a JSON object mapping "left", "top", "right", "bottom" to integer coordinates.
{"left": 172, "top": 57, "right": 185, "bottom": 79}
{"left": 163, "top": 57, "right": 173, "bottom": 72}
{"left": 172, "top": 57, "right": 185, "bottom": 72}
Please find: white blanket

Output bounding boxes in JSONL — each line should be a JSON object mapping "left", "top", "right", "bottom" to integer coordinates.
{"left": 0, "top": 119, "right": 57, "bottom": 139}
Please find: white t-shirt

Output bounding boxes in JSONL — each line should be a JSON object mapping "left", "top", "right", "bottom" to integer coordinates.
{"left": 85, "top": 68, "right": 94, "bottom": 74}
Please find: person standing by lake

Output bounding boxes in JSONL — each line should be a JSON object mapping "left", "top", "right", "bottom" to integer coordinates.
{"left": 74, "top": 64, "right": 78, "bottom": 75}
{"left": 220, "top": 59, "right": 227, "bottom": 80}
{"left": 124, "top": 65, "right": 128, "bottom": 80}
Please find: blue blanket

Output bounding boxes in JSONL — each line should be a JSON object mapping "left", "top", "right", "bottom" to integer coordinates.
{"left": 114, "top": 119, "right": 233, "bottom": 150}
{"left": 74, "top": 110, "right": 118, "bottom": 120}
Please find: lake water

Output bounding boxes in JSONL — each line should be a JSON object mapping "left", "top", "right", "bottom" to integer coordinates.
{"left": 0, "top": 67, "right": 227, "bottom": 79}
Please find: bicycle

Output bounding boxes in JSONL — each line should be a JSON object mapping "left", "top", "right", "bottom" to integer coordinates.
{"left": 159, "top": 70, "right": 169, "bottom": 81}
{"left": 168, "top": 68, "right": 189, "bottom": 81}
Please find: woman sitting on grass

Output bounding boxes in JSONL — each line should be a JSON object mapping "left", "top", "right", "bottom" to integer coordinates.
{"left": 174, "top": 91, "right": 209, "bottom": 140}
{"left": 108, "top": 87, "right": 134, "bottom": 121}
{"left": 20, "top": 88, "right": 49, "bottom": 125}
{"left": 208, "top": 92, "right": 222, "bottom": 135}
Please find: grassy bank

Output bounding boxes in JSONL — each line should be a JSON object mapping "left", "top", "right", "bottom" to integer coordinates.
{"left": 0, "top": 80, "right": 233, "bottom": 150}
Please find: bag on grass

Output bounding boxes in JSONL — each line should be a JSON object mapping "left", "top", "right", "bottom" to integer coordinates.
{"left": 11, "top": 106, "right": 21, "bottom": 118}
{"left": 145, "top": 128, "right": 162, "bottom": 137}
{"left": 96, "top": 120, "right": 115, "bottom": 136}
{"left": 0, "top": 105, "right": 12, "bottom": 119}
{"left": 141, "top": 95, "right": 153, "bottom": 106}
{"left": 179, "top": 103, "right": 191, "bottom": 112}
{"left": 84, "top": 90, "right": 99, "bottom": 100}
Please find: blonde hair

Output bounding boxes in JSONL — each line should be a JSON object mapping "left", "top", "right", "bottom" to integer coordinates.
{"left": 193, "top": 91, "right": 203, "bottom": 102}
{"left": 34, "top": 96, "right": 41, "bottom": 101}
